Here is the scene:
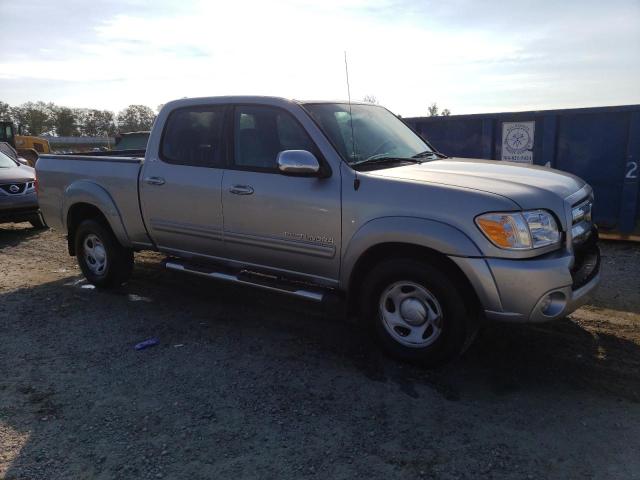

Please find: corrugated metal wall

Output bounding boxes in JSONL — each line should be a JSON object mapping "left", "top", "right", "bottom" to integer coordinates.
{"left": 404, "top": 105, "right": 640, "bottom": 235}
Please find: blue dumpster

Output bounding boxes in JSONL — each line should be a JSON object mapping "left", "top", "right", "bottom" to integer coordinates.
{"left": 404, "top": 105, "right": 640, "bottom": 235}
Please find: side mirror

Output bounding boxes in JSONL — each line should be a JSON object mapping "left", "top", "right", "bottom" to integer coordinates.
{"left": 277, "top": 150, "right": 321, "bottom": 176}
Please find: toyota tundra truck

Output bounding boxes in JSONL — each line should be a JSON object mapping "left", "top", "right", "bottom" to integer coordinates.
{"left": 35, "top": 96, "right": 600, "bottom": 365}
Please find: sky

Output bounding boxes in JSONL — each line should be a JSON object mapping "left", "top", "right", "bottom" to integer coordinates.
{"left": 1, "top": 0, "right": 639, "bottom": 117}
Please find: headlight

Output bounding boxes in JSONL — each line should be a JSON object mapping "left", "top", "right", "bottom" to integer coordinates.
{"left": 523, "top": 210, "right": 561, "bottom": 247}
{"left": 475, "top": 210, "right": 560, "bottom": 250}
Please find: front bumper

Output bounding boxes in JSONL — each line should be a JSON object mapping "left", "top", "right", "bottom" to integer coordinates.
{"left": 452, "top": 234, "right": 601, "bottom": 323}
{"left": 0, "top": 191, "right": 40, "bottom": 223}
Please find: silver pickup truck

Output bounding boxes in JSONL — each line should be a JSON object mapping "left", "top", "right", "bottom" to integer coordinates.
{"left": 36, "top": 96, "right": 600, "bottom": 365}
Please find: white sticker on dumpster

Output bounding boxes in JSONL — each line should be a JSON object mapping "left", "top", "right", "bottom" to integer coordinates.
{"left": 502, "top": 121, "right": 534, "bottom": 163}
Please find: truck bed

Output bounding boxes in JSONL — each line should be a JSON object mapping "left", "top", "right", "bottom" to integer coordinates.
{"left": 56, "top": 149, "right": 146, "bottom": 158}
{"left": 36, "top": 153, "right": 151, "bottom": 246}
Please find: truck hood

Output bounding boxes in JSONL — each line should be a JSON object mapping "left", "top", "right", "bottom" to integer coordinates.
{"left": 0, "top": 164, "right": 35, "bottom": 183}
{"left": 367, "top": 158, "right": 586, "bottom": 210}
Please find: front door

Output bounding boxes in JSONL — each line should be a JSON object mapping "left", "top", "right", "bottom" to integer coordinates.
{"left": 221, "top": 105, "right": 341, "bottom": 283}
{"left": 140, "top": 105, "right": 228, "bottom": 258}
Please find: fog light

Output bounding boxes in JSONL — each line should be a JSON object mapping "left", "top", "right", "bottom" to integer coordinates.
{"left": 540, "top": 291, "right": 566, "bottom": 317}
{"left": 540, "top": 295, "right": 552, "bottom": 313}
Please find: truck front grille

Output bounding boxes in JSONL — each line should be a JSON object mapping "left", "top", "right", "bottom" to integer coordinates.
{"left": 571, "top": 198, "right": 593, "bottom": 245}
{"left": 0, "top": 182, "right": 27, "bottom": 195}
{"left": 571, "top": 227, "right": 600, "bottom": 290}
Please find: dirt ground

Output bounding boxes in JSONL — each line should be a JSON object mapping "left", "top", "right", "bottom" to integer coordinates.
{"left": 1, "top": 223, "right": 640, "bottom": 480}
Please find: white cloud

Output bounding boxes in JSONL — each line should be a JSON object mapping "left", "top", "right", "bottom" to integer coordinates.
{"left": 0, "top": 0, "right": 638, "bottom": 115}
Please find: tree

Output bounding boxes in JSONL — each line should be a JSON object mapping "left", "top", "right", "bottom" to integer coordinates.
{"left": 96, "top": 110, "right": 117, "bottom": 136}
{"left": 362, "top": 95, "right": 378, "bottom": 104}
{"left": 117, "top": 105, "right": 155, "bottom": 133}
{"left": 73, "top": 108, "right": 89, "bottom": 135}
{"left": 54, "top": 107, "right": 78, "bottom": 136}
{"left": 0, "top": 101, "right": 12, "bottom": 122}
{"left": 11, "top": 101, "right": 55, "bottom": 135}
{"left": 76, "top": 109, "right": 116, "bottom": 136}
{"left": 428, "top": 103, "right": 452, "bottom": 117}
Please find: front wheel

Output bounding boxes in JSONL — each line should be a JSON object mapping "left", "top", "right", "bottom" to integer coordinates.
{"left": 359, "top": 258, "right": 477, "bottom": 366}
{"left": 29, "top": 213, "right": 47, "bottom": 229}
{"left": 74, "top": 219, "right": 133, "bottom": 288}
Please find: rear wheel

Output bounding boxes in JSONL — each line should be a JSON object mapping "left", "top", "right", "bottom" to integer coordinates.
{"left": 74, "top": 219, "right": 133, "bottom": 288}
{"left": 360, "top": 258, "right": 477, "bottom": 366}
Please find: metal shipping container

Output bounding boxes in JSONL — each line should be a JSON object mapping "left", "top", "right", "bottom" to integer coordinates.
{"left": 404, "top": 105, "right": 640, "bottom": 236}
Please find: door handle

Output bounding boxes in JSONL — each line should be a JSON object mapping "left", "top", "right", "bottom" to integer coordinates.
{"left": 144, "top": 176, "right": 165, "bottom": 186}
{"left": 229, "top": 185, "right": 254, "bottom": 195}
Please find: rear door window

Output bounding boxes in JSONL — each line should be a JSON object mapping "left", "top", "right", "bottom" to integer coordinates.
{"left": 161, "top": 106, "right": 226, "bottom": 168}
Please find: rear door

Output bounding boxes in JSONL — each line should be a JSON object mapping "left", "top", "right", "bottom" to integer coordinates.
{"left": 221, "top": 105, "right": 341, "bottom": 282}
{"left": 139, "top": 105, "right": 228, "bottom": 258}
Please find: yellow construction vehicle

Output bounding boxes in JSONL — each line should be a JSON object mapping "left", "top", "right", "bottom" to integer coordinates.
{"left": 0, "top": 121, "right": 50, "bottom": 166}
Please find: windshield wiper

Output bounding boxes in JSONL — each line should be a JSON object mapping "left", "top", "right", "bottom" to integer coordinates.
{"left": 351, "top": 156, "right": 423, "bottom": 168}
{"left": 412, "top": 150, "right": 448, "bottom": 159}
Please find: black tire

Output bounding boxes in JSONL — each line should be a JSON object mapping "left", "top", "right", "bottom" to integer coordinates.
{"left": 359, "top": 258, "right": 477, "bottom": 367}
{"left": 29, "top": 213, "right": 47, "bottom": 229}
{"left": 74, "top": 219, "right": 133, "bottom": 288}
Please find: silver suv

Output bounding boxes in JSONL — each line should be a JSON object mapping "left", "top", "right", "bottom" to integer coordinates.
{"left": 0, "top": 149, "right": 45, "bottom": 228}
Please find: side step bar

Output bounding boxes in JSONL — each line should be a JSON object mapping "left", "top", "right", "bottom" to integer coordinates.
{"left": 165, "top": 261, "right": 325, "bottom": 302}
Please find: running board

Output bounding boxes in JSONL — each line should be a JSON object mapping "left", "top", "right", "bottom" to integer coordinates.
{"left": 165, "top": 261, "right": 325, "bottom": 302}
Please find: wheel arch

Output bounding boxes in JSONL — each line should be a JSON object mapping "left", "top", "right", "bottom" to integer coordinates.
{"left": 342, "top": 217, "right": 483, "bottom": 314}
{"left": 63, "top": 181, "right": 131, "bottom": 255}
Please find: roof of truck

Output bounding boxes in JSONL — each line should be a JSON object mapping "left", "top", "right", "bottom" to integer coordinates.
{"left": 162, "top": 96, "right": 374, "bottom": 108}
{"left": 295, "top": 99, "right": 372, "bottom": 106}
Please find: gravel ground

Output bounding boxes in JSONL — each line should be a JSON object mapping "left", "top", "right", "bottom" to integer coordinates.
{"left": 1, "top": 224, "right": 640, "bottom": 479}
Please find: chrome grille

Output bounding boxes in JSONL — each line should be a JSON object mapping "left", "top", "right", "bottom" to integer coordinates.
{"left": 571, "top": 198, "right": 593, "bottom": 244}
{"left": 0, "top": 182, "right": 27, "bottom": 195}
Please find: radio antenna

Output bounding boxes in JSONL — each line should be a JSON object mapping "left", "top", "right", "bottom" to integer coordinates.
{"left": 344, "top": 51, "right": 357, "bottom": 161}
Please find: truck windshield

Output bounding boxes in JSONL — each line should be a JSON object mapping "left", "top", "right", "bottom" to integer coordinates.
{"left": 303, "top": 103, "right": 433, "bottom": 166}
{"left": 0, "top": 151, "right": 18, "bottom": 168}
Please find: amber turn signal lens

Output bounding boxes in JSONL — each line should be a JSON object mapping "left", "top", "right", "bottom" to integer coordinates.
{"left": 475, "top": 212, "right": 533, "bottom": 249}
{"left": 476, "top": 217, "right": 513, "bottom": 248}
